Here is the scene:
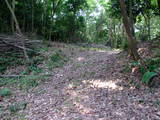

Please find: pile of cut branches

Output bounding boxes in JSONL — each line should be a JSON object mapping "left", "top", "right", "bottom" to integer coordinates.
{"left": 0, "top": 34, "right": 42, "bottom": 53}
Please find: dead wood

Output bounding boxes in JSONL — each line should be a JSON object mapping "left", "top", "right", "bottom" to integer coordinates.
{"left": 0, "top": 74, "right": 54, "bottom": 78}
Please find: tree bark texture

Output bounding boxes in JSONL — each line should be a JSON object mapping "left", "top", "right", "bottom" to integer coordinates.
{"left": 119, "top": 0, "right": 140, "bottom": 60}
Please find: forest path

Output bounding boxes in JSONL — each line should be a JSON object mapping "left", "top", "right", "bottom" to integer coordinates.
{"left": 22, "top": 43, "right": 159, "bottom": 120}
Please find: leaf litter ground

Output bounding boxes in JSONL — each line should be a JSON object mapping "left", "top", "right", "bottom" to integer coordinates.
{"left": 0, "top": 42, "right": 160, "bottom": 120}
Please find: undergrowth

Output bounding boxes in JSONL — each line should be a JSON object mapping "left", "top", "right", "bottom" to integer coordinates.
{"left": 0, "top": 47, "right": 68, "bottom": 91}
{"left": 47, "top": 52, "right": 69, "bottom": 70}
{"left": 123, "top": 40, "right": 160, "bottom": 87}
{"left": 0, "top": 52, "right": 25, "bottom": 73}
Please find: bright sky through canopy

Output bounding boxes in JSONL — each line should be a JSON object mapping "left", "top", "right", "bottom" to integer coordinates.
{"left": 90, "top": 0, "right": 109, "bottom": 17}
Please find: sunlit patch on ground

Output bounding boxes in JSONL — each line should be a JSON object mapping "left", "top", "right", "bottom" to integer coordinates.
{"left": 113, "top": 109, "right": 125, "bottom": 117}
{"left": 83, "top": 79, "right": 123, "bottom": 90}
{"left": 76, "top": 57, "right": 85, "bottom": 61}
{"left": 96, "top": 50, "right": 107, "bottom": 53}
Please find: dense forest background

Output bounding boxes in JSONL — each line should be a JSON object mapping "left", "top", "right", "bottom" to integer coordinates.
{"left": 0, "top": 0, "right": 159, "bottom": 44}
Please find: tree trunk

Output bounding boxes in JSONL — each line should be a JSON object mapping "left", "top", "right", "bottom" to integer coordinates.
{"left": 108, "top": 18, "right": 113, "bottom": 47}
{"left": 49, "top": 0, "right": 62, "bottom": 42}
{"left": 158, "top": 0, "right": 160, "bottom": 9}
{"left": 147, "top": 13, "right": 151, "bottom": 41}
{"left": 11, "top": 0, "right": 15, "bottom": 33}
{"left": 22, "top": 13, "right": 26, "bottom": 32}
{"left": 122, "top": 23, "right": 127, "bottom": 48}
{"left": 119, "top": 0, "right": 140, "bottom": 60}
{"left": 31, "top": 0, "right": 34, "bottom": 33}
{"left": 129, "top": 0, "right": 135, "bottom": 36}
{"left": 5, "top": 0, "right": 29, "bottom": 60}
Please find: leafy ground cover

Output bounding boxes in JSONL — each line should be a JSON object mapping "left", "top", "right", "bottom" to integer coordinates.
{"left": 0, "top": 42, "right": 159, "bottom": 120}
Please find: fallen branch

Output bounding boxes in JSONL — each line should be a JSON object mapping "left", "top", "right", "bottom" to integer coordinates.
{"left": 0, "top": 74, "right": 54, "bottom": 78}
{"left": 0, "top": 36, "right": 42, "bottom": 43}
{"left": 0, "top": 38, "right": 47, "bottom": 56}
{"left": 0, "top": 38, "right": 34, "bottom": 51}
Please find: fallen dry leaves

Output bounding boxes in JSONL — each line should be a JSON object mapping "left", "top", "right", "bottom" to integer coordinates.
{"left": 0, "top": 42, "right": 160, "bottom": 120}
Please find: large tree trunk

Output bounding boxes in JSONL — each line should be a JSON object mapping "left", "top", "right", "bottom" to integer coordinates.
{"left": 129, "top": 0, "right": 135, "bottom": 36}
{"left": 119, "top": 0, "right": 140, "bottom": 60}
{"left": 122, "top": 23, "right": 127, "bottom": 48}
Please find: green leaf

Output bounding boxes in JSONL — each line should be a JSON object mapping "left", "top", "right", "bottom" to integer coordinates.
{"left": 0, "top": 88, "right": 12, "bottom": 97}
{"left": 151, "top": 0, "right": 158, "bottom": 6}
{"left": 8, "top": 102, "right": 27, "bottom": 113}
{"left": 131, "top": 61, "right": 140, "bottom": 67}
{"left": 141, "top": 71, "right": 157, "bottom": 85}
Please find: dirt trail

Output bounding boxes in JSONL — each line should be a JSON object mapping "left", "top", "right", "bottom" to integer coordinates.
{"left": 21, "top": 44, "right": 160, "bottom": 120}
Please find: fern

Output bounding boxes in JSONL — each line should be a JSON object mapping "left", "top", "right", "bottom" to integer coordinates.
{"left": 141, "top": 71, "right": 157, "bottom": 85}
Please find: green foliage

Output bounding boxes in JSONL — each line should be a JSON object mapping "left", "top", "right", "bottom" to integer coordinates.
{"left": 0, "top": 76, "right": 43, "bottom": 91}
{"left": 47, "top": 52, "right": 68, "bottom": 70}
{"left": 51, "top": 52, "right": 63, "bottom": 62}
{"left": 21, "top": 65, "right": 43, "bottom": 75}
{"left": 0, "top": 88, "right": 11, "bottom": 97}
{"left": 131, "top": 61, "right": 141, "bottom": 67}
{"left": 18, "top": 76, "right": 46, "bottom": 90}
{"left": 122, "top": 65, "right": 130, "bottom": 73}
{"left": 0, "top": 78, "right": 17, "bottom": 87}
{"left": 154, "top": 100, "right": 160, "bottom": 109}
{"left": 0, "top": 53, "right": 47, "bottom": 91}
{"left": 0, "top": 47, "right": 69, "bottom": 91}
{"left": 141, "top": 71, "right": 157, "bottom": 85}
{"left": 129, "top": 57, "right": 159, "bottom": 86}
{"left": 8, "top": 102, "right": 27, "bottom": 113}
{"left": 139, "top": 58, "right": 160, "bottom": 75}
{"left": 19, "top": 77, "right": 38, "bottom": 90}
{"left": 0, "top": 53, "right": 24, "bottom": 73}
{"left": 0, "top": 0, "right": 159, "bottom": 45}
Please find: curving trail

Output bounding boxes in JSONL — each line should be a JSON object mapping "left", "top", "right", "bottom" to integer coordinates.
{"left": 21, "top": 44, "right": 159, "bottom": 120}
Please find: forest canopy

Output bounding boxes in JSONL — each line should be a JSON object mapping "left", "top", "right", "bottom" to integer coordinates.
{"left": 0, "top": 0, "right": 159, "bottom": 44}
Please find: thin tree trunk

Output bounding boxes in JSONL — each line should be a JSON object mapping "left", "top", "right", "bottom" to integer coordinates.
{"left": 49, "top": 0, "right": 62, "bottom": 42}
{"left": 22, "top": 1, "right": 27, "bottom": 33}
{"left": 5, "top": 0, "right": 21, "bottom": 34}
{"left": 158, "top": 0, "right": 160, "bottom": 10}
{"left": 22, "top": 14, "right": 26, "bottom": 32}
{"left": 42, "top": 0, "right": 46, "bottom": 37}
{"left": 11, "top": 0, "right": 15, "bottom": 33}
{"left": 119, "top": 0, "right": 140, "bottom": 60}
{"left": 108, "top": 18, "right": 113, "bottom": 47}
{"left": 5, "top": 0, "right": 29, "bottom": 60}
{"left": 31, "top": 0, "right": 34, "bottom": 33}
{"left": 113, "top": 24, "right": 117, "bottom": 48}
{"left": 147, "top": 13, "right": 151, "bottom": 41}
